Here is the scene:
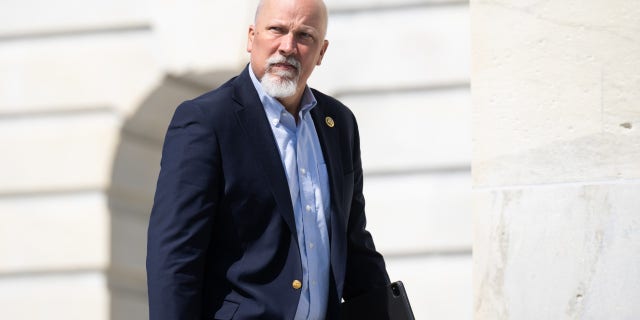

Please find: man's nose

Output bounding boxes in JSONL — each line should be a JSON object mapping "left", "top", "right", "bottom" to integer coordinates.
{"left": 278, "top": 33, "right": 297, "bottom": 56}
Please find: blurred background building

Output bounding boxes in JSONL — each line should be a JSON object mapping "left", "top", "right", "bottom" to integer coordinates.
{"left": 0, "top": 0, "right": 471, "bottom": 319}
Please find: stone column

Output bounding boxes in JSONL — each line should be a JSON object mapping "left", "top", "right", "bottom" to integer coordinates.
{"left": 471, "top": 0, "right": 640, "bottom": 319}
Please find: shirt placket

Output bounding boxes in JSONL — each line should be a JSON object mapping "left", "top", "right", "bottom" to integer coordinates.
{"left": 297, "top": 115, "right": 322, "bottom": 318}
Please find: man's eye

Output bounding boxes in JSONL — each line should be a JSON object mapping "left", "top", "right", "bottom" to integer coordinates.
{"left": 298, "top": 32, "right": 314, "bottom": 41}
{"left": 269, "top": 27, "right": 283, "bottom": 33}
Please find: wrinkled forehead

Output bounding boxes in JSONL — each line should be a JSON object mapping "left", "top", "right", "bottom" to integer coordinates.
{"left": 255, "top": 0, "right": 328, "bottom": 34}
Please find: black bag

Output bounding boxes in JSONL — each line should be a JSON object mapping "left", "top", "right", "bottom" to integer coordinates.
{"left": 340, "top": 281, "right": 415, "bottom": 320}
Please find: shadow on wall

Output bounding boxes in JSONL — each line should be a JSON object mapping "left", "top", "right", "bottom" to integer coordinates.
{"left": 106, "top": 68, "right": 240, "bottom": 320}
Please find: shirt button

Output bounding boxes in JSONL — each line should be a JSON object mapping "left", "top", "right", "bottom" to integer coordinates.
{"left": 292, "top": 280, "right": 302, "bottom": 290}
{"left": 271, "top": 119, "right": 278, "bottom": 126}
{"left": 300, "top": 168, "right": 307, "bottom": 175}
{"left": 305, "top": 205, "right": 312, "bottom": 212}
{"left": 309, "top": 243, "right": 315, "bottom": 249}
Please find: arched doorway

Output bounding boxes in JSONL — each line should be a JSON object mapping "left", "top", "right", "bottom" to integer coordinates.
{"left": 107, "top": 69, "right": 239, "bottom": 319}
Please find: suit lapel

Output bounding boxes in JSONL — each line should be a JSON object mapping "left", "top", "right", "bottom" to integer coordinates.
{"left": 311, "top": 102, "right": 348, "bottom": 292}
{"left": 311, "top": 103, "right": 346, "bottom": 225}
{"left": 232, "top": 68, "right": 297, "bottom": 235}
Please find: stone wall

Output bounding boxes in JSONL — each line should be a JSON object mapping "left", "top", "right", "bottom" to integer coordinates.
{"left": 471, "top": 0, "right": 640, "bottom": 318}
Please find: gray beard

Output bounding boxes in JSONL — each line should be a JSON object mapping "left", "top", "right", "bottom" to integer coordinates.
{"left": 261, "top": 70, "right": 299, "bottom": 98}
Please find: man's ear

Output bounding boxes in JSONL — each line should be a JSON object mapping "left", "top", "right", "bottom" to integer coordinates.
{"left": 247, "top": 25, "right": 256, "bottom": 53}
{"left": 316, "top": 39, "right": 329, "bottom": 66}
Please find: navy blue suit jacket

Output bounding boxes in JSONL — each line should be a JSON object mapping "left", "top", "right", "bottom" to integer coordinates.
{"left": 146, "top": 67, "right": 389, "bottom": 320}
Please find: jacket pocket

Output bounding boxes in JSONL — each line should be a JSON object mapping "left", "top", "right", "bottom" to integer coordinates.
{"left": 213, "top": 300, "right": 239, "bottom": 320}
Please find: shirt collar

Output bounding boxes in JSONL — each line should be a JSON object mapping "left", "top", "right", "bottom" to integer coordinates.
{"left": 248, "top": 64, "right": 318, "bottom": 125}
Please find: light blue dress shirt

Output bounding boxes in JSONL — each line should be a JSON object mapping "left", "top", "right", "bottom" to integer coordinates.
{"left": 249, "top": 66, "right": 331, "bottom": 320}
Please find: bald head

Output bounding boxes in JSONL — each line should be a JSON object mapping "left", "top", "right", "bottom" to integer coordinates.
{"left": 254, "top": 0, "right": 328, "bottom": 37}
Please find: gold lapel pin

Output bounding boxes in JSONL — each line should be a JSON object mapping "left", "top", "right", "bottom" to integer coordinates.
{"left": 325, "top": 116, "right": 335, "bottom": 128}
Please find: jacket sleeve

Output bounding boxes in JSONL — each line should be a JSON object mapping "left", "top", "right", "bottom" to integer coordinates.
{"left": 146, "top": 101, "right": 222, "bottom": 319}
{"left": 342, "top": 114, "right": 391, "bottom": 300}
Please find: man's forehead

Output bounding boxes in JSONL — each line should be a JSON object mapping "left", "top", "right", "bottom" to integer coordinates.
{"left": 263, "top": 15, "right": 325, "bottom": 31}
{"left": 256, "top": 0, "right": 328, "bottom": 26}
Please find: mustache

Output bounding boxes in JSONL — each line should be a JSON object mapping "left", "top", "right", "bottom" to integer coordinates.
{"left": 266, "top": 55, "right": 301, "bottom": 71}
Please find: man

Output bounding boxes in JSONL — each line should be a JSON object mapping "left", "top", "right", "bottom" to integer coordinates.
{"left": 146, "top": 0, "right": 389, "bottom": 318}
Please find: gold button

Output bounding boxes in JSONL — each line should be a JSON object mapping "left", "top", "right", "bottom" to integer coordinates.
{"left": 292, "top": 280, "right": 302, "bottom": 290}
{"left": 325, "top": 116, "right": 335, "bottom": 128}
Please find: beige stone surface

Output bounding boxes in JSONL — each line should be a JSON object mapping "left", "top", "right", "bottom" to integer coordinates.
{"left": 472, "top": 0, "right": 640, "bottom": 187}
{"left": 472, "top": 1, "right": 640, "bottom": 318}
{"left": 111, "top": 292, "right": 148, "bottom": 320}
{"left": 326, "top": 0, "right": 465, "bottom": 11}
{"left": 365, "top": 171, "right": 471, "bottom": 254}
{"left": 386, "top": 255, "right": 472, "bottom": 320}
{"left": 120, "top": 75, "right": 214, "bottom": 145}
{"left": 110, "top": 137, "right": 161, "bottom": 213}
{"left": 473, "top": 182, "right": 640, "bottom": 319}
{"left": 0, "top": 193, "right": 109, "bottom": 272}
{"left": 151, "top": 0, "right": 256, "bottom": 73}
{"left": 0, "top": 32, "right": 160, "bottom": 115}
{"left": 310, "top": 5, "right": 469, "bottom": 93}
{"left": 109, "top": 210, "right": 148, "bottom": 285}
{"left": 0, "top": 0, "right": 150, "bottom": 36}
{"left": 0, "top": 273, "right": 108, "bottom": 320}
{"left": 0, "top": 112, "right": 120, "bottom": 193}
{"left": 344, "top": 88, "right": 470, "bottom": 172}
